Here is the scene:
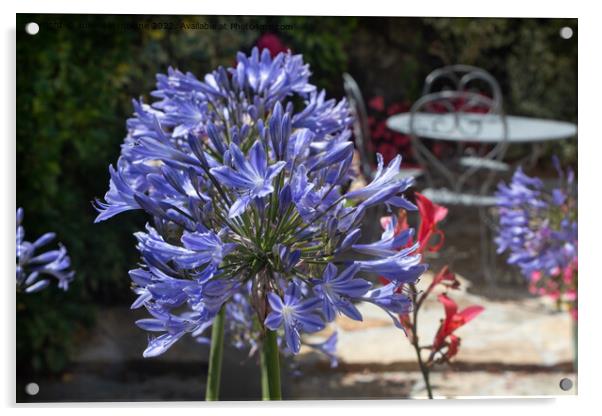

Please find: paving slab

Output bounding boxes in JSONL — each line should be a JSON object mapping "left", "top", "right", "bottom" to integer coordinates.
{"left": 300, "top": 271, "right": 574, "bottom": 367}
{"left": 290, "top": 370, "right": 577, "bottom": 399}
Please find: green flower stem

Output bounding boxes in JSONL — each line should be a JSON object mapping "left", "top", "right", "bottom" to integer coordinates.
{"left": 205, "top": 306, "right": 226, "bottom": 401}
{"left": 260, "top": 329, "right": 282, "bottom": 400}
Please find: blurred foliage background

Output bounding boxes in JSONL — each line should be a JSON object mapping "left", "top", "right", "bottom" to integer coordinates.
{"left": 16, "top": 14, "right": 576, "bottom": 374}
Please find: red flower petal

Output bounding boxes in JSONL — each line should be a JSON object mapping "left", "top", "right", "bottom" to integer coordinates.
{"left": 438, "top": 293, "right": 458, "bottom": 321}
{"left": 415, "top": 192, "right": 448, "bottom": 253}
{"left": 456, "top": 305, "right": 485, "bottom": 326}
{"left": 445, "top": 334, "right": 460, "bottom": 360}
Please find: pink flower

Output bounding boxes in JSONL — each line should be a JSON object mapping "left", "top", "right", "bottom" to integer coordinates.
{"left": 570, "top": 306, "right": 578, "bottom": 321}
{"left": 563, "top": 260, "right": 577, "bottom": 285}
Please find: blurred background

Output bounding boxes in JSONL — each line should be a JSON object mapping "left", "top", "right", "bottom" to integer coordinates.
{"left": 16, "top": 14, "right": 577, "bottom": 401}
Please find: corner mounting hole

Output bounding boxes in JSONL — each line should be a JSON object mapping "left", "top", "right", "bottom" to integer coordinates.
{"left": 25, "top": 22, "right": 39, "bottom": 36}
{"left": 559, "top": 378, "right": 573, "bottom": 391}
{"left": 559, "top": 26, "right": 573, "bottom": 40}
{"left": 25, "top": 382, "right": 39, "bottom": 396}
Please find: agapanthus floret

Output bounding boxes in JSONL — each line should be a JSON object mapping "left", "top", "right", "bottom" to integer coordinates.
{"left": 264, "top": 282, "right": 325, "bottom": 354}
{"left": 16, "top": 208, "right": 75, "bottom": 293}
{"left": 352, "top": 215, "right": 414, "bottom": 257}
{"left": 94, "top": 48, "right": 426, "bottom": 360}
{"left": 495, "top": 163, "right": 577, "bottom": 279}
{"left": 210, "top": 141, "right": 286, "bottom": 217}
{"left": 313, "top": 263, "right": 372, "bottom": 322}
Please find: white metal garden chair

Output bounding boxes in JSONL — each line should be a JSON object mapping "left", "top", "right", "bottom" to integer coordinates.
{"left": 409, "top": 65, "right": 510, "bottom": 285}
{"left": 343, "top": 73, "right": 423, "bottom": 182}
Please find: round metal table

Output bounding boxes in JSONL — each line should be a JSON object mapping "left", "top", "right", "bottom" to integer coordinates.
{"left": 386, "top": 113, "right": 577, "bottom": 143}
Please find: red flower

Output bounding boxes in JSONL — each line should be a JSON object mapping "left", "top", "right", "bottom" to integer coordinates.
{"left": 415, "top": 192, "right": 448, "bottom": 253}
{"left": 379, "top": 193, "right": 448, "bottom": 254}
{"left": 393, "top": 134, "right": 411, "bottom": 147}
{"left": 444, "top": 335, "right": 460, "bottom": 360}
{"left": 379, "top": 209, "right": 409, "bottom": 237}
{"left": 432, "top": 143, "right": 446, "bottom": 158}
{"left": 399, "top": 313, "right": 414, "bottom": 343}
{"left": 432, "top": 293, "right": 484, "bottom": 355}
{"left": 386, "top": 101, "right": 410, "bottom": 116}
{"left": 376, "top": 143, "right": 398, "bottom": 164}
{"left": 425, "top": 266, "right": 460, "bottom": 297}
{"left": 368, "top": 96, "right": 385, "bottom": 112}
{"left": 378, "top": 212, "right": 410, "bottom": 289}
{"left": 372, "top": 122, "right": 389, "bottom": 141}
{"left": 256, "top": 33, "right": 288, "bottom": 57}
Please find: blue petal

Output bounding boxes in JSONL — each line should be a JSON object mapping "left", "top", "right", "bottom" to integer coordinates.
{"left": 284, "top": 323, "right": 301, "bottom": 354}
{"left": 267, "top": 292, "right": 284, "bottom": 312}
{"left": 264, "top": 311, "right": 283, "bottom": 330}
{"left": 143, "top": 333, "right": 184, "bottom": 358}
{"left": 296, "top": 313, "right": 325, "bottom": 333}
{"left": 336, "top": 298, "right": 363, "bottom": 321}
{"left": 228, "top": 195, "right": 251, "bottom": 218}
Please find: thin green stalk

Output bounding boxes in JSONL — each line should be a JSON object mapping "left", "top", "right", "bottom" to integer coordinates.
{"left": 410, "top": 284, "right": 434, "bottom": 399}
{"left": 260, "top": 329, "right": 282, "bottom": 400}
{"left": 205, "top": 306, "right": 226, "bottom": 401}
{"left": 413, "top": 341, "right": 434, "bottom": 399}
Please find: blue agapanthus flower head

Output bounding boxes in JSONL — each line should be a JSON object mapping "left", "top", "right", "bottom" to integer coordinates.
{"left": 495, "top": 162, "right": 577, "bottom": 279}
{"left": 16, "top": 207, "right": 75, "bottom": 293}
{"left": 94, "top": 48, "right": 426, "bottom": 360}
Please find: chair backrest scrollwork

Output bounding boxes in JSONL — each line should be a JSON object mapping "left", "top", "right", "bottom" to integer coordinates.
{"left": 410, "top": 65, "right": 508, "bottom": 194}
